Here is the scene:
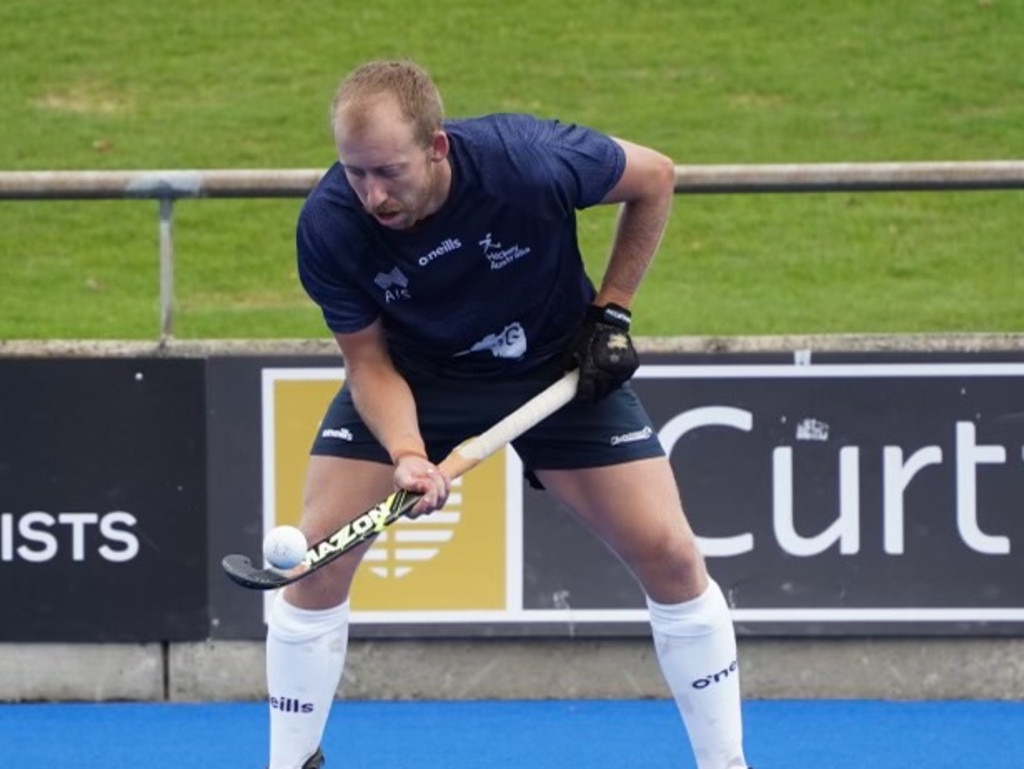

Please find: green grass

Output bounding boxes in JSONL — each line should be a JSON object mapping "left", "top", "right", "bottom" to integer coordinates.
{"left": 1, "top": 0, "right": 1022, "bottom": 339}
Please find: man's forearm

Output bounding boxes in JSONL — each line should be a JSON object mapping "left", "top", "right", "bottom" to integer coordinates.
{"left": 596, "top": 194, "right": 672, "bottom": 308}
{"left": 348, "top": 368, "right": 426, "bottom": 460}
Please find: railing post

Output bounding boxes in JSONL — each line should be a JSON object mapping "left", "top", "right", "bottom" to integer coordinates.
{"left": 158, "top": 197, "right": 174, "bottom": 340}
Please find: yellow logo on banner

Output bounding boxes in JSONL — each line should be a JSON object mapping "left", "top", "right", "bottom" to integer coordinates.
{"left": 266, "top": 372, "right": 507, "bottom": 613}
{"left": 353, "top": 457, "right": 505, "bottom": 610}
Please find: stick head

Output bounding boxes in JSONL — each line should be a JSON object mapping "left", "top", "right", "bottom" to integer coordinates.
{"left": 221, "top": 554, "right": 305, "bottom": 590}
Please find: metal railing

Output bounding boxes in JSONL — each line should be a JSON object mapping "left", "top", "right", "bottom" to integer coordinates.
{"left": 2, "top": 161, "right": 1023, "bottom": 338}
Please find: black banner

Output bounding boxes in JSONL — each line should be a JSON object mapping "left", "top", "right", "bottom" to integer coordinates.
{"left": 5, "top": 352, "right": 1022, "bottom": 641}
{"left": 0, "top": 358, "right": 207, "bottom": 641}
{"left": 523, "top": 359, "right": 1024, "bottom": 636}
{"left": 217, "top": 353, "right": 1024, "bottom": 639}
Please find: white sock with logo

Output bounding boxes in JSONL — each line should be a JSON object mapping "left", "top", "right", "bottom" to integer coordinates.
{"left": 647, "top": 580, "right": 748, "bottom": 769}
{"left": 266, "top": 594, "right": 350, "bottom": 769}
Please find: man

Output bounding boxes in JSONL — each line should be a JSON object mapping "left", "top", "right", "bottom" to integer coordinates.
{"left": 266, "top": 59, "right": 751, "bottom": 769}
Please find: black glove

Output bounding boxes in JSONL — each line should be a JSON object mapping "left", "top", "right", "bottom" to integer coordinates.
{"left": 564, "top": 303, "right": 640, "bottom": 403}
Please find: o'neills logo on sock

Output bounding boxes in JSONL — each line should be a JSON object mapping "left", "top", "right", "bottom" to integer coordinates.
{"left": 690, "top": 659, "right": 739, "bottom": 689}
{"left": 269, "top": 695, "right": 315, "bottom": 713}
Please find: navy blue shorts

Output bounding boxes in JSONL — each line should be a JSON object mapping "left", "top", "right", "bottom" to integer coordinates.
{"left": 310, "top": 369, "right": 665, "bottom": 477}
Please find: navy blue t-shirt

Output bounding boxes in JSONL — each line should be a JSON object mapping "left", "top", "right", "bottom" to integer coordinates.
{"left": 296, "top": 113, "right": 626, "bottom": 378}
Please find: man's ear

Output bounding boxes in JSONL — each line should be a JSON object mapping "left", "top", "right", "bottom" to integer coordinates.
{"left": 430, "top": 131, "right": 449, "bottom": 162}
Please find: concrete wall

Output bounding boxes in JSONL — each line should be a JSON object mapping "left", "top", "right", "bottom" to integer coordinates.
{"left": 4, "top": 637, "right": 1024, "bottom": 703}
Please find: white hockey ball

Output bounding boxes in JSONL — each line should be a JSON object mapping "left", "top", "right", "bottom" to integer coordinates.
{"left": 263, "top": 525, "right": 308, "bottom": 569}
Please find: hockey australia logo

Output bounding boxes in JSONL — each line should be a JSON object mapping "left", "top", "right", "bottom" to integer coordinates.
{"left": 478, "top": 233, "right": 531, "bottom": 270}
{"left": 455, "top": 322, "right": 528, "bottom": 359}
{"left": 373, "top": 266, "right": 411, "bottom": 303}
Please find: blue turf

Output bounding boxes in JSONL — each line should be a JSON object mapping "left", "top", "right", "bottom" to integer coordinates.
{"left": 2, "top": 699, "right": 1023, "bottom": 768}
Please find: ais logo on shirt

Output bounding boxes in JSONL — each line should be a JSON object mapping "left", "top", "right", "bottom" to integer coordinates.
{"left": 373, "top": 267, "right": 411, "bottom": 303}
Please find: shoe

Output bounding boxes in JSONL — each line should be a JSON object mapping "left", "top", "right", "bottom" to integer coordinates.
{"left": 266, "top": 748, "right": 324, "bottom": 769}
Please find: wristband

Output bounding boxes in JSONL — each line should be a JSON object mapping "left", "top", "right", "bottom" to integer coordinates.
{"left": 589, "top": 302, "right": 632, "bottom": 331}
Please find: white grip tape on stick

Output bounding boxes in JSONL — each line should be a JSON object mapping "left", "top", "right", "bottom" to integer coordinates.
{"left": 454, "top": 369, "right": 579, "bottom": 464}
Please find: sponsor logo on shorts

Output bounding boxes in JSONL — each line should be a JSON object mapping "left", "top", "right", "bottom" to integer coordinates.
{"left": 269, "top": 695, "right": 315, "bottom": 713}
{"left": 320, "top": 426, "right": 354, "bottom": 441}
{"left": 610, "top": 426, "right": 653, "bottom": 446}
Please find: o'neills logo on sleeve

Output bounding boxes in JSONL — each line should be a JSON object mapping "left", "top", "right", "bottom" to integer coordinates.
{"left": 418, "top": 238, "right": 462, "bottom": 267}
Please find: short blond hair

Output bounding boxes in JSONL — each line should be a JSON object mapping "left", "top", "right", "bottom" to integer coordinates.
{"left": 331, "top": 59, "right": 444, "bottom": 148}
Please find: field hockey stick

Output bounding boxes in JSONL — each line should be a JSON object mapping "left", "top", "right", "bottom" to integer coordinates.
{"left": 222, "top": 368, "right": 580, "bottom": 590}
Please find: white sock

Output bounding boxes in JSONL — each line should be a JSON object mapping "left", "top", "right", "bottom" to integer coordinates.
{"left": 266, "top": 594, "right": 350, "bottom": 769}
{"left": 647, "top": 580, "right": 748, "bottom": 769}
